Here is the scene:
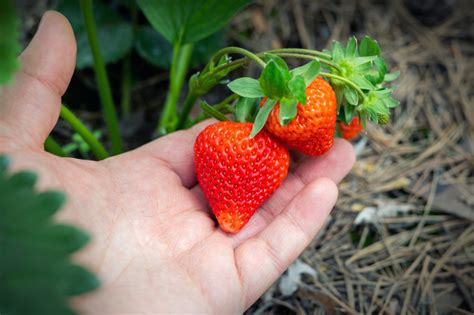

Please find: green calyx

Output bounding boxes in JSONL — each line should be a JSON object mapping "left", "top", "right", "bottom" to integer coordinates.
{"left": 357, "top": 89, "right": 399, "bottom": 124}
{"left": 230, "top": 53, "right": 321, "bottom": 137}
{"left": 327, "top": 36, "right": 400, "bottom": 125}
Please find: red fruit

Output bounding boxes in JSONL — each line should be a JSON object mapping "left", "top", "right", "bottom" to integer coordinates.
{"left": 194, "top": 121, "right": 290, "bottom": 233}
{"left": 264, "top": 77, "right": 337, "bottom": 156}
{"left": 339, "top": 117, "right": 363, "bottom": 140}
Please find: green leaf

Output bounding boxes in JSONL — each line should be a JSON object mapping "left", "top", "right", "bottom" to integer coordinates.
{"left": 351, "top": 56, "right": 378, "bottom": 66}
{"left": 33, "top": 192, "right": 66, "bottom": 221}
{"left": 359, "top": 90, "right": 393, "bottom": 124}
{"left": 8, "top": 171, "right": 37, "bottom": 190}
{"left": 288, "top": 75, "right": 307, "bottom": 105}
{"left": 259, "top": 60, "right": 291, "bottom": 99}
{"left": 0, "top": 0, "right": 21, "bottom": 85}
{"left": 291, "top": 60, "right": 320, "bottom": 85}
{"left": 190, "top": 31, "right": 226, "bottom": 67}
{"left": 43, "top": 224, "right": 91, "bottom": 254}
{"left": 235, "top": 97, "right": 257, "bottom": 122}
{"left": 359, "top": 36, "right": 380, "bottom": 56}
{"left": 64, "top": 264, "right": 100, "bottom": 296}
{"left": 137, "top": 0, "right": 251, "bottom": 45}
{"left": 373, "top": 88, "right": 392, "bottom": 97}
{"left": 279, "top": 98, "right": 298, "bottom": 126}
{"left": 135, "top": 26, "right": 173, "bottom": 68}
{"left": 76, "top": 24, "right": 132, "bottom": 70}
{"left": 0, "top": 155, "right": 10, "bottom": 172}
{"left": 346, "top": 36, "right": 357, "bottom": 58}
{"left": 351, "top": 74, "right": 375, "bottom": 90}
{"left": 251, "top": 99, "right": 277, "bottom": 138}
{"left": 384, "top": 71, "right": 400, "bottom": 82}
{"left": 135, "top": 27, "right": 224, "bottom": 68}
{"left": 331, "top": 41, "right": 345, "bottom": 62}
{"left": 334, "top": 85, "right": 345, "bottom": 113}
{"left": 0, "top": 155, "right": 99, "bottom": 314}
{"left": 383, "top": 96, "right": 400, "bottom": 108}
{"left": 56, "top": 0, "right": 133, "bottom": 69}
{"left": 366, "top": 57, "right": 387, "bottom": 85}
{"left": 344, "top": 105, "right": 355, "bottom": 124}
{"left": 228, "top": 77, "right": 265, "bottom": 98}
{"left": 263, "top": 53, "right": 289, "bottom": 71}
{"left": 200, "top": 101, "right": 228, "bottom": 121}
{"left": 344, "top": 86, "right": 359, "bottom": 105}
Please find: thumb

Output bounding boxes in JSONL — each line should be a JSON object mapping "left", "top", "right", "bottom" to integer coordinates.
{"left": 0, "top": 11, "right": 76, "bottom": 148}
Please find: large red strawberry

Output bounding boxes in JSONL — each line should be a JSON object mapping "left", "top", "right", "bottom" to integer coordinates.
{"left": 339, "top": 117, "right": 363, "bottom": 140}
{"left": 263, "top": 77, "right": 337, "bottom": 156}
{"left": 194, "top": 121, "right": 289, "bottom": 233}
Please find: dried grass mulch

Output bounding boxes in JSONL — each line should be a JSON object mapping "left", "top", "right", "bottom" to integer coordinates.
{"left": 233, "top": 0, "right": 474, "bottom": 314}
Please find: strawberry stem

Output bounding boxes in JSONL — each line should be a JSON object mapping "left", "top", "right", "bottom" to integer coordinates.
{"left": 211, "top": 47, "right": 267, "bottom": 68}
{"left": 270, "top": 52, "right": 341, "bottom": 71}
{"left": 200, "top": 59, "right": 247, "bottom": 83}
{"left": 268, "top": 48, "right": 332, "bottom": 60}
{"left": 200, "top": 102, "right": 229, "bottom": 121}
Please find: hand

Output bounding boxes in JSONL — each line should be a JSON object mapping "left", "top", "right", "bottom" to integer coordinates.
{"left": 0, "top": 12, "right": 355, "bottom": 314}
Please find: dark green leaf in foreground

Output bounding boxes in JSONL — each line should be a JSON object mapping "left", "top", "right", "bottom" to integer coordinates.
{"left": 137, "top": 0, "right": 251, "bottom": 45}
{"left": 251, "top": 98, "right": 277, "bottom": 138}
{"left": 0, "top": 155, "right": 99, "bottom": 315}
{"left": 228, "top": 77, "right": 265, "bottom": 98}
{"left": 56, "top": 0, "right": 133, "bottom": 69}
{"left": 0, "top": 0, "right": 21, "bottom": 85}
{"left": 334, "top": 85, "right": 345, "bottom": 113}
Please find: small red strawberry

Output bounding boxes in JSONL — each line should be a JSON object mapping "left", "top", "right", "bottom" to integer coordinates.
{"left": 339, "top": 117, "right": 363, "bottom": 140}
{"left": 194, "top": 121, "right": 289, "bottom": 233}
{"left": 263, "top": 77, "right": 337, "bottom": 156}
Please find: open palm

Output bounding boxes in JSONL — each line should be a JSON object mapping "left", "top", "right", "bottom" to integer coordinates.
{"left": 0, "top": 12, "right": 355, "bottom": 314}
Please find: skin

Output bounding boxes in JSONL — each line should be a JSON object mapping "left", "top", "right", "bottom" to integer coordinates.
{"left": 0, "top": 12, "right": 355, "bottom": 314}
